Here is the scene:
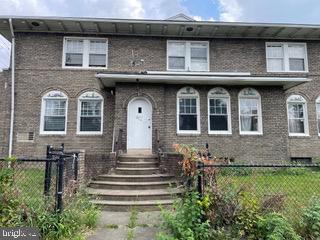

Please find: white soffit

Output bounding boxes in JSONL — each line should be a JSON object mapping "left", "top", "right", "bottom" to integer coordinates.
{"left": 95, "top": 72, "right": 311, "bottom": 89}
{"left": 1, "top": 16, "right": 320, "bottom": 41}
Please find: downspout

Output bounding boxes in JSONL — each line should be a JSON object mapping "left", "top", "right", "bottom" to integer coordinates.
{"left": 8, "top": 18, "right": 15, "bottom": 157}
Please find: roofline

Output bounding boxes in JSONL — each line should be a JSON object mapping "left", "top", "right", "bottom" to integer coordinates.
{"left": 1, "top": 15, "right": 320, "bottom": 29}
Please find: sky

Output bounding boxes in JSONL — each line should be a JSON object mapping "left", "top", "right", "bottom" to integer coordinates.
{"left": 1, "top": 0, "right": 320, "bottom": 68}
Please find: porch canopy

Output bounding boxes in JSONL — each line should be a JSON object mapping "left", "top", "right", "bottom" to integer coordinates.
{"left": 95, "top": 71, "right": 311, "bottom": 90}
{"left": 2, "top": 15, "right": 320, "bottom": 41}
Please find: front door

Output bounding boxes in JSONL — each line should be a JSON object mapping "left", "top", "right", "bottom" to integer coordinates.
{"left": 127, "top": 98, "right": 152, "bottom": 150}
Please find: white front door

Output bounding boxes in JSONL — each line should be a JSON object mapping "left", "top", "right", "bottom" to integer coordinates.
{"left": 127, "top": 98, "right": 152, "bottom": 150}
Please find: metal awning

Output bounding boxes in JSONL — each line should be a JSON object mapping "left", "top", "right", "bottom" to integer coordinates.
{"left": 2, "top": 15, "right": 320, "bottom": 41}
{"left": 95, "top": 72, "right": 311, "bottom": 89}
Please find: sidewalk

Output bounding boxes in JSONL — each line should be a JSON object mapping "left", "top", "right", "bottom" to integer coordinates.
{"left": 87, "top": 211, "right": 162, "bottom": 240}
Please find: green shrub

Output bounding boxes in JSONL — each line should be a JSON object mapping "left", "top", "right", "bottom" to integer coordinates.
{"left": 27, "top": 190, "right": 100, "bottom": 240}
{"left": 0, "top": 157, "right": 25, "bottom": 227}
{"left": 254, "top": 213, "right": 300, "bottom": 240}
{"left": 157, "top": 191, "right": 212, "bottom": 240}
{"left": 220, "top": 166, "right": 253, "bottom": 176}
{"left": 300, "top": 198, "right": 320, "bottom": 239}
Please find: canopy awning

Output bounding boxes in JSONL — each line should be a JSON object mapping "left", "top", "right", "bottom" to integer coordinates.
{"left": 95, "top": 71, "right": 311, "bottom": 89}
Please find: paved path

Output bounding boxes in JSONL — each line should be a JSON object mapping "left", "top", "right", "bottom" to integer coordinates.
{"left": 87, "top": 211, "right": 162, "bottom": 240}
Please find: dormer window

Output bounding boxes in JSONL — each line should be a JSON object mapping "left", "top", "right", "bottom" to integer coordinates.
{"left": 167, "top": 41, "right": 209, "bottom": 72}
{"left": 63, "top": 37, "right": 108, "bottom": 69}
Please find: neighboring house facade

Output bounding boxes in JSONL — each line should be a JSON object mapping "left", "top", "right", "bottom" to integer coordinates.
{"left": 0, "top": 14, "right": 319, "bottom": 163}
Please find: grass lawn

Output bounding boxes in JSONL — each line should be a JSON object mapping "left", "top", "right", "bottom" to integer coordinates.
{"left": 216, "top": 167, "right": 320, "bottom": 223}
{"left": 1, "top": 166, "right": 54, "bottom": 207}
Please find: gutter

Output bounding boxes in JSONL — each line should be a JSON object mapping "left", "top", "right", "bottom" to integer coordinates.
{"left": 8, "top": 18, "right": 15, "bottom": 157}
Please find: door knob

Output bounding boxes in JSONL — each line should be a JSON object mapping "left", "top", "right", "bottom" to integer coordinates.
{"left": 148, "top": 126, "right": 151, "bottom": 129}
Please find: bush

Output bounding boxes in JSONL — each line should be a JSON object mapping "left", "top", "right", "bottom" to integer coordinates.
{"left": 300, "top": 198, "right": 320, "bottom": 239}
{"left": 254, "top": 213, "right": 300, "bottom": 240}
{"left": 157, "top": 191, "right": 212, "bottom": 240}
{"left": 27, "top": 190, "right": 100, "bottom": 240}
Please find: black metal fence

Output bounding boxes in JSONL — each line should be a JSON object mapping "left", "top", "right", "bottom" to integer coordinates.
{"left": 196, "top": 162, "right": 320, "bottom": 221}
{"left": 0, "top": 144, "right": 79, "bottom": 213}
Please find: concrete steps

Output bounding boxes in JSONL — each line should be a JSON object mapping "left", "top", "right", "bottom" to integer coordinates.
{"left": 91, "top": 199, "right": 175, "bottom": 211}
{"left": 87, "top": 153, "right": 183, "bottom": 211}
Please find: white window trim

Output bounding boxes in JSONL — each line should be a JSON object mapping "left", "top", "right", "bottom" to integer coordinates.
{"left": 238, "top": 88, "right": 263, "bottom": 135}
{"left": 207, "top": 88, "right": 232, "bottom": 135}
{"left": 40, "top": 91, "right": 68, "bottom": 135}
{"left": 62, "top": 36, "right": 108, "bottom": 70}
{"left": 316, "top": 96, "right": 320, "bottom": 136}
{"left": 266, "top": 42, "right": 308, "bottom": 73}
{"left": 287, "top": 95, "right": 309, "bottom": 137}
{"left": 167, "top": 40, "right": 210, "bottom": 72}
{"left": 77, "top": 92, "right": 104, "bottom": 135}
{"left": 176, "top": 87, "right": 201, "bottom": 134}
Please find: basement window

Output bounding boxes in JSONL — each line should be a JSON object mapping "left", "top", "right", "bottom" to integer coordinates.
{"left": 63, "top": 37, "right": 108, "bottom": 69}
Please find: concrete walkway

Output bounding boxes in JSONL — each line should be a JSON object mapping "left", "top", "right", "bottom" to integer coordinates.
{"left": 87, "top": 211, "right": 162, "bottom": 240}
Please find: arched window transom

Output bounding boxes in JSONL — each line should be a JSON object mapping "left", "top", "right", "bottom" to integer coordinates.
{"left": 40, "top": 90, "right": 68, "bottom": 134}
{"left": 208, "top": 87, "right": 231, "bottom": 134}
{"left": 287, "top": 94, "right": 308, "bottom": 136}
{"left": 77, "top": 91, "right": 103, "bottom": 134}
{"left": 177, "top": 87, "right": 200, "bottom": 134}
{"left": 238, "top": 88, "right": 262, "bottom": 134}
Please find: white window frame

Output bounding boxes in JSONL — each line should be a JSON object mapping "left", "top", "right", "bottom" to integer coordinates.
{"left": 287, "top": 95, "right": 309, "bottom": 137}
{"left": 208, "top": 87, "right": 232, "bottom": 135}
{"left": 177, "top": 87, "right": 201, "bottom": 134}
{"left": 316, "top": 97, "right": 320, "bottom": 136}
{"left": 266, "top": 42, "right": 308, "bottom": 73}
{"left": 238, "top": 88, "right": 263, "bottom": 135}
{"left": 77, "top": 91, "right": 104, "bottom": 135}
{"left": 40, "top": 90, "right": 68, "bottom": 135}
{"left": 167, "top": 40, "right": 210, "bottom": 72}
{"left": 62, "top": 37, "right": 108, "bottom": 69}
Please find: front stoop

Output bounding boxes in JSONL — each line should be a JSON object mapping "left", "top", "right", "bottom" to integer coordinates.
{"left": 87, "top": 154, "right": 183, "bottom": 211}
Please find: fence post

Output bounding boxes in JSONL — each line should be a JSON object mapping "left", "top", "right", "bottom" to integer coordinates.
{"left": 44, "top": 145, "right": 52, "bottom": 196}
{"left": 74, "top": 153, "right": 79, "bottom": 181}
{"left": 56, "top": 154, "right": 64, "bottom": 213}
{"left": 197, "top": 161, "right": 204, "bottom": 198}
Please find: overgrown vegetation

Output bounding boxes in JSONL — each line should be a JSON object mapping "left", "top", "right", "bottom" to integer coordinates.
{"left": 157, "top": 144, "right": 320, "bottom": 240}
{"left": 0, "top": 157, "right": 100, "bottom": 240}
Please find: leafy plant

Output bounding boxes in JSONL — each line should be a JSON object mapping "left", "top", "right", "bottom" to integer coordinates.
{"left": 253, "top": 213, "right": 300, "bottom": 240}
{"left": 158, "top": 191, "right": 212, "bottom": 240}
{"left": 300, "top": 198, "right": 320, "bottom": 239}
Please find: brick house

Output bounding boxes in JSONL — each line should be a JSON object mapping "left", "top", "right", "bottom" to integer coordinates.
{"left": 0, "top": 14, "right": 320, "bottom": 165}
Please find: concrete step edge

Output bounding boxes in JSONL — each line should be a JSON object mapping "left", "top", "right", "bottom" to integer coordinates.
{"left": 86, "top": 188, "right": 184, "bottom": 196}
{"left": 90, "top": 180, "right": 179, "bottom": 186}
{"left": 91, "top": 199, "right": 174, "bottom": 206}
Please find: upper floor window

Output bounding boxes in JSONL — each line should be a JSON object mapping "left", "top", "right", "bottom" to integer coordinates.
{"left": 40, "top": 90, "right": 68, "bottom": 135}
{"left": 287, "top": 95, "right": 309, "bottom": 136}
{"left": 77, "top": 91, "right": 103, "bottom": 135}
{"left": 167, "top": 41, "right": 209, "bottom": 72}
{"left": 208, "top": 87, "right": 231, "bottom": 134}
{"left": 266, "top": 42, "right": 308, "bottom": 72}
{"left": 177, "top": 87, "right": 200, "bottom": 134}
{"left": 316, "top": 97, "right": 320, "bottom": 135}
{"left": 238, "top": 88, "right": 262, "bottom": 135}
{"left": 63, "top": 37, "right": 108, "bottom": 69}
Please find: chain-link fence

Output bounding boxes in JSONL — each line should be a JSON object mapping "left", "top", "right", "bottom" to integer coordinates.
{"left": 0, "top": 144, "right": 80, "bottom": 213}
{"left": 197, "top": 163, "right": 320, "bottom": 223}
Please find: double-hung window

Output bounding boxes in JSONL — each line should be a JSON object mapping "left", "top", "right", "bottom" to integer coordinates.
{"left": 177, "top": 87, "right": 200, "bottom": 134}
{"left": 167, "top": 41, "right": 209, "bottom": 71}
{"left": 266, "top": 42, "right": 308, "bottom": 72}
{"left": 77, "top": 91, "right": 103, "bottom": 135}
{"left": 40, "top": 91, "right": 68, "bottom": 135}
{"left": 208, "top": 87, "right": 231, "bottom": 134}
{"left": 63, "top": 37, "right": 108, "bottom": 68}
{"left": 239, "top": 88, "right": 262, "bottom": 135}
{"left": 287, "top": 95, "right": 309, "bottom": 136}
{"left": 317, "top": 97, "right": 320, "bottom": 135}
